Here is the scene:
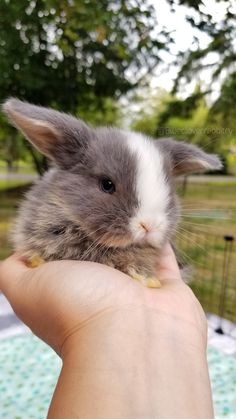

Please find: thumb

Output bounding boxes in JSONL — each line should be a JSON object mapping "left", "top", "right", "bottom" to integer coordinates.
{"left": 157, "top": 243, "right": 182, "bottom": 284}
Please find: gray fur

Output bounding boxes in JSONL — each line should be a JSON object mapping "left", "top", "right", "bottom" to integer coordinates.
{"left": 3, "top": 98, "right": 222, "bottom": 279}
{"left": 3, "top": 98, "right": 92, "bottom": 168}
{"left": 157, "top": 138, "right": 222, "bottom": 175}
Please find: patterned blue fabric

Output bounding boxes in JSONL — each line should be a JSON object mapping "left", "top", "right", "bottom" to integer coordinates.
{"left": 208, "top": 346, "right": 236, "bottom": 418}
{"left": 0, "top": 334, "right": 235, "bottom": 418}
{"left": 0, "top": 335, "right": 61, "bottom": 419}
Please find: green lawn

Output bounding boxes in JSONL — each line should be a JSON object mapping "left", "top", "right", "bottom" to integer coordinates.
{"left": 177, "top": 181, "right": 236, "bottom": 323}
{"left": 0, "top": 160, "right": 36, "bottom": 174}
{"left": 0, "top": 182, "right": 31, "bottom": 259}
{"left": 0, "top": 179, "right": 235, "bottom": 322}
{"left": 178, "top": 181, "right": 236, "bottom": 236}
{"left": 0, "top": 179, "right": 33, "bottom": 191}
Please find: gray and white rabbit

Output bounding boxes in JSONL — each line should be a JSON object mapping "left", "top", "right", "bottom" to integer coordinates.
{"left": 3, "top": 98, "right": 222, "bottom": 286}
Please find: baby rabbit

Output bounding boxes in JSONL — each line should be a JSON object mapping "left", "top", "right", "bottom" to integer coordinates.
{"left": 3, "top": 98, "right": 221, "bottom": 287}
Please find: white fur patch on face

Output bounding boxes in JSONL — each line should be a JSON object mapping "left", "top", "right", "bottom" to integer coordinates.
{"left": 127, "top": 132, "right": 170, "bottom": 248}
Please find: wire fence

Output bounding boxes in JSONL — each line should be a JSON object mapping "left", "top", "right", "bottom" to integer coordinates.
{"left": 176, "top": 229, "right": 236, "bottom": 334}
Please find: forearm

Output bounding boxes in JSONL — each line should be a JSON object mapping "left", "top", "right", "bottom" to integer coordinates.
{"left": 47, "top": 307, "right": 213, "bottom": 419}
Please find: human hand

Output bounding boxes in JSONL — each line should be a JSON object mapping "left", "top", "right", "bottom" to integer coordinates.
{"left": 0, "top": 245, "right": 213, "bottom": 419}
{"left": 0, "top": 243, "right": 207, "bottom": 357}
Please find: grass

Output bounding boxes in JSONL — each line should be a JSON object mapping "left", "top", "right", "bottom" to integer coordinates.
{"left": 0, "top": 160, "right": 36, "bottom": 175}
{"left": 0, "top": 179, "right": 33, "bottom": 191}
{"left": 0, "top": 183, "right": 30, "bottom": 259}
{"left": 178, "top": 181, "right": 236, "bottom": 236}
{"left": 176, "top": 229, "right": 236, "bottom": 323}
{"left": 176, "top": 181, "right": 236, "bottom": 323}
{"left": 0, "top": 178, "right": 236, "bottom": 322}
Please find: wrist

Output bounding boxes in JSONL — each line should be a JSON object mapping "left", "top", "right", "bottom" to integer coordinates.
{"left": 61, "top": 301, "right": 207, "bottom": 357}
{"left": 50, "top": 305, "right": 212, "bottom": 419}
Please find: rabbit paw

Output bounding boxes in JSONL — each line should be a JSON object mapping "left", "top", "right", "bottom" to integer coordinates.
{"left": 129, "top": 269, "right": 161, "bottom": 289}
{"left": 145, "top": 276, "right": 162, "bottom": 288}
{"left": 26, "top": 255, "right": 45, "bottom": 268}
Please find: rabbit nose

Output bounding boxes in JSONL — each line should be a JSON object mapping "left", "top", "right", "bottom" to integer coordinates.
{"left": 139, "top": 222, "right": 150, "bottom": 233}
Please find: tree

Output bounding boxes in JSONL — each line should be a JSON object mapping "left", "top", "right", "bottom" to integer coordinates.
{"left": 0, "top": 0, "right": 172, "bottom": 110}
{"left": 153, "top": 81, "right": 235, "bottom": 172}
{"left": 127, "top": 87, "right": 230, "bottom": 175}
{"left": 128, "top": 87, "right": 171, "bottom": 137}
{"left": 0, "top": 116, "right": 21, "bottom": 171}
{"left": 155, "top": 86, "right": 228, "bottom": 150}
{"left": 166, "top": 0, "right": 236, "bottom": 95}
{"left": 206, "top": 72, "right": 236, "bottom": 170}
{"left": 0, "top": 0, "right": 173, "bottom": 173}
{"left": 209, "top": 71, "right": 236, "bottom": 128}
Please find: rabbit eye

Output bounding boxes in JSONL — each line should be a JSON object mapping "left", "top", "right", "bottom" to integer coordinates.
{"left": 99, "top": 177, "right": 115, "bottom": 194}
{"left": 50, "top": 227, "right": 65, "bottom": 235}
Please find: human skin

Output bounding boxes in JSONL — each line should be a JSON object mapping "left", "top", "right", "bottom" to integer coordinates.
{"left": 0, "top": 244, "right": 214, "bottom": 419}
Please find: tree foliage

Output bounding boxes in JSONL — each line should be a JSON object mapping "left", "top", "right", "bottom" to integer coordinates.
{"left": 157, "top": 88, "right": 206, "bottom": 128}
{"left": 0, "top": 0, "right": 173, "bottom": 172}
{"left": 209, "top": 71, "right": 236, "bottom": 128}
{"left": 1, "top": 0, "right": 235, "bottom": 173}
{"left": 130, "top": 82, "right": 234, "bottom": 173}
{"left": 155, "top": 84, "right": 233, "bottom": 150}
{"left": 0, "top": 0, "right": 171, "bottom": 111}
{"left": 129, "top": 88, "right": 171, "bottom": 137}
{"left": 166, "top": 0, "right": 236, "bottom": 94}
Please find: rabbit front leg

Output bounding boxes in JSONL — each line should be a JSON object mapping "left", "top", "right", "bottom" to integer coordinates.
{"left": 26, "top": 255, "right": 45, "bottom": 268}
{"left": 127, "top": 267, "right": 161, "bottom": 289}
{"left": 104, "top": 246, "right": 162, "bottom": 289}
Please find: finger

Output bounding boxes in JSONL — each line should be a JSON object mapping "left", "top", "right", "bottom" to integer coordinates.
{"left": 0, "top": 254, "right": 31, "bottom": 298}
{"left": 157, "top": 243, "right": 182, "bottom": 284}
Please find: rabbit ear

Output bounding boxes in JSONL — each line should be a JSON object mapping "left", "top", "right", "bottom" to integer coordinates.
{"left": 2, "top": 98, "right": 93, "bottom": 168}
{"left": 157, "top": 138, "right": 222, "bottom": 176}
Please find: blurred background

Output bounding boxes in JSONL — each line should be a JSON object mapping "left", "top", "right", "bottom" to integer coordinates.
{"left": 0, "top": 1, "right": 236, "bottom": 418}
